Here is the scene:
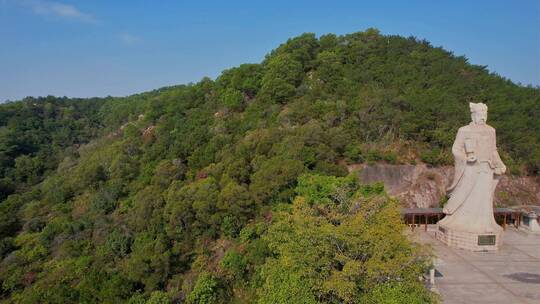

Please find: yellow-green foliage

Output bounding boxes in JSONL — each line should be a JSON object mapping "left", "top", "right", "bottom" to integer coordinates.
{"left": 257, "top": 175, "right": 436, "bottom": 303}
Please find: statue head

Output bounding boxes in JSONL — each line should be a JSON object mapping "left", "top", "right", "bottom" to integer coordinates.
{"left": 469, "top": 102, "right": 488, "bottom": 125}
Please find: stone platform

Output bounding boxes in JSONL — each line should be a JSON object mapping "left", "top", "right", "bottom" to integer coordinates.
{"left": 436, "top": 225, "right": 501, "bottom": 252}
{"left": 413, "top": 226, "right": 540, "bottom": 304}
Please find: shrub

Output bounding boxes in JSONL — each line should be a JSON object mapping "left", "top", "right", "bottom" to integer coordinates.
{"left": 187, "top": 272, "right": 222, "bottom": 304}
{"left": 221, "top": 250, "right": 247, "bottom": 281}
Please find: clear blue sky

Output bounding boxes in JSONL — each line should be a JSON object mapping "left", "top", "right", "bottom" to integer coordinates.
{"left": 1, "top": 0, "right": 539, "bottom": 102}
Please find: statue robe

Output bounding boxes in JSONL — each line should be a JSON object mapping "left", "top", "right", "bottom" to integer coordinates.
{"left": 440, "top": 123, "right": 505, "bottom": 234}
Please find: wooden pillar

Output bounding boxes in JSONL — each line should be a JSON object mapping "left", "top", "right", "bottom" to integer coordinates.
{"left": 412, "top": 214, "right": 415, "bottom": 231}
{"left": 424, "top": 214, "right": 428, "bottom": 231}
{"left": 503, "top": 213, "right": 507, "bottom": 230}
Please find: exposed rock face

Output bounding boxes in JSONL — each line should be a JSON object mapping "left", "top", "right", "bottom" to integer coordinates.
{"left": 495, "top": 175, "right": 540, "bottom": 207}
{"left": 349, "top": 164, "right": 540, "bottom": 208}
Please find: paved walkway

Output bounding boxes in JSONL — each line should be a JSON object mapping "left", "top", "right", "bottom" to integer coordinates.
{"left": 413, "top": 227, "right": 540, "bottom": 304}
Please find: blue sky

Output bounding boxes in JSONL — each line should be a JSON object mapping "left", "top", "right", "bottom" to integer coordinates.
{"left": 1, "top": 0, "right": 539, "bottom": 102}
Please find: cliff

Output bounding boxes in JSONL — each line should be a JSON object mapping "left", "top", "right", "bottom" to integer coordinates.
{"left": 349, "top": 163, "right": 540, "bottom": 208}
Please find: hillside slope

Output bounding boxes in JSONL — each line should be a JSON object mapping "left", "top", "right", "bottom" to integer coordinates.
{"left": 0, "top": 29, "right": 539, "bottom": 303}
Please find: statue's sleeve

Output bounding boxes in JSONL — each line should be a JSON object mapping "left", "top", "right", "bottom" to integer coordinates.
{"left": 491, "top": 129, "right": 506, "bottom": 173}
{"left": 453, "top": 128, "right": 466, "bottom": 159}
{"left": 447, "top": 128, "right": 466, "bottom": 191}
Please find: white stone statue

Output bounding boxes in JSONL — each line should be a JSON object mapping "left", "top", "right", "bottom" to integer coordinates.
{"left": 437, "top": 102, "right": 506, "bottom": 251}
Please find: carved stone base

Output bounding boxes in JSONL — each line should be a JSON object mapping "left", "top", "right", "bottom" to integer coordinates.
{"left": 436, "top": 225, "right": 502, "bottom": 252}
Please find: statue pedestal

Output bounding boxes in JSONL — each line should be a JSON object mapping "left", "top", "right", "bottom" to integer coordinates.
{"left": 436, "top": 225, "right": 502, "bottom": 252}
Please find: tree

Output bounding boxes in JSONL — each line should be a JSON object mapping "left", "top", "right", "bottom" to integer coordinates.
{"left": 249, "top": 157, "right": 305, "bottom": 204}
{"left": 260, "top": 54, "right": 303, "bottom": 102}
{"left": 258, "top": 174, "right": 436, "bottom": 303}
{"left": 187, "top": 272, "right": 222, "bottom": 304}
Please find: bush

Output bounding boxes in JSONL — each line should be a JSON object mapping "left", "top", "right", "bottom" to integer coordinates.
{"left": 106, "top": 229, "right": 133, "bottom": 257}
{"left": 0, "top": 237, "right": 14, "bottom": 258}
{"left": 344, "top": 144, "right": 364, "bottom": 163}
{"left": 221, "top": 88, "right": 244, "bottom": 111}
{"left": 366, "top": 149, "right": 383, "bottom": 163}
{"left": 220, "top": 250, "right": 247, "bottom": 280}
{"left": 147, "top": 291, "right": 171, "bottom": 304}
{"left": 0, "top": 177, "right": 15, "bottom": 201}
{"left": 220, "top": 215, "right": 240, "bottom": 239}
{"left": 361, "top": 282, "right": 437, "bottom": 304}
{"left": 90, "top": 188, "right": 118, "bottom": 214}
{"left": 420, "top": 148, "right": 443, "bottom": 166}
{"left": 382, "top": 151, "right": 398, "bottom": 164}
{"left": 187, "top": 272, "right": 222, "bottom": 304}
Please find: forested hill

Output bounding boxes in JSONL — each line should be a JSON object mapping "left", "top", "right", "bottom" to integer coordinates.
{"left": 0, "top": 91, "right": 162, "bottom": 200}
{"left": 0, "top": 29, "right": 538, "bottom": 303}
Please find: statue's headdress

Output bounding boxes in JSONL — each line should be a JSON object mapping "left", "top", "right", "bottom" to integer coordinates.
{"left": 469, "top": 102, "right": 488, "bottom": 113}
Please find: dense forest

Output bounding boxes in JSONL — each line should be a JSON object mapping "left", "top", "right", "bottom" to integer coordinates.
{"left": 0, "top": 29, "right": 539, "bottom": 303}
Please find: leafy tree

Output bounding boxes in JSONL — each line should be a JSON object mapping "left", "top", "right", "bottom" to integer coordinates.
{"left": 187, "top": 272, "right": 222, "bottom": 304}
{"left": 250, "top": 157, "right": 305, "bottom": 204}
{"left": 146, "top": 291, "right": 171, "bottom": 304}
{"left": 260, "top": 54, "right": 303, "bottom": 102}
{"left": 220, "top": 250, "right": 247, "bottom": 281}
{"left": 258, "top": 175, "right": 436, "bottom": 303}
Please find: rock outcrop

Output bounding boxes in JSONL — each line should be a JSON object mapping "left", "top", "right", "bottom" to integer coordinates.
{"left": 348, "top": 164, "right": 540, "bottom": 208}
